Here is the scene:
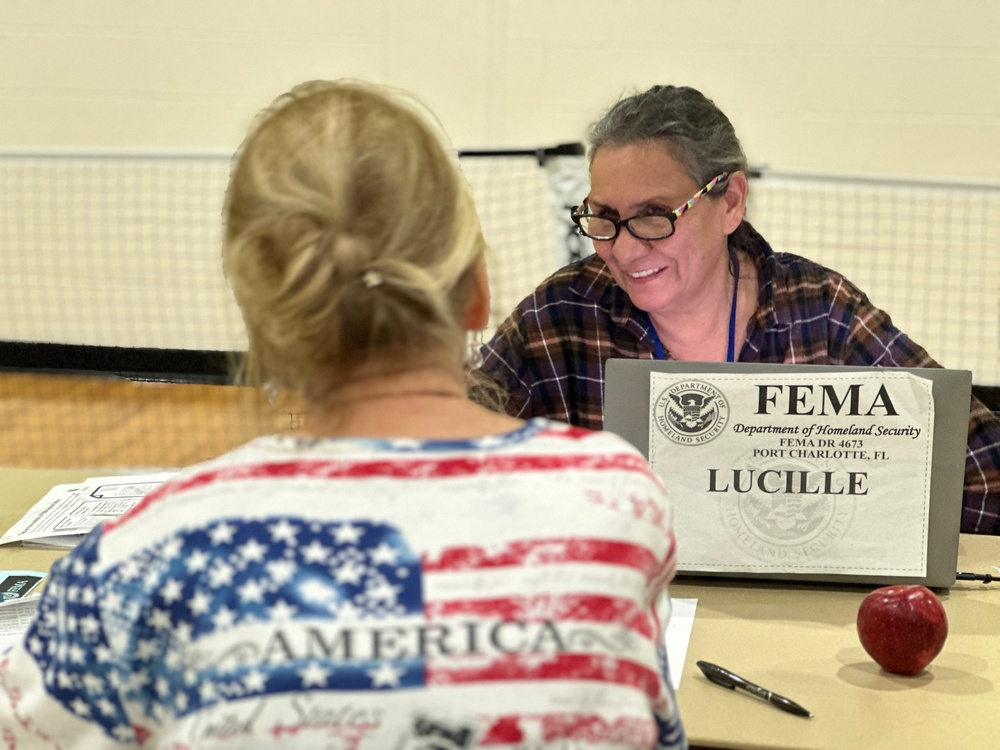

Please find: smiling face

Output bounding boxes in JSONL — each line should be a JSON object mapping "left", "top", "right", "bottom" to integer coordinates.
{"left": 587, "top": 141, "right": 744, "bottom": 323}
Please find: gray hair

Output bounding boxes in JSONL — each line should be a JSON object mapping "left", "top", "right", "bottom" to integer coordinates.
{"left": 587, "top": 85, "right": 752, "bottom": 248}
{"left": 588, "top": 85, "right": 748, "bottom": 190}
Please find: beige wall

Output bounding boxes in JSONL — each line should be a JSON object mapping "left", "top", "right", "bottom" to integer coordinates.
{"left": 3, "top": 0, "right": 999, "bottom": 178}
{"left": 2, "top": 1, "right": 999, "bottom": 383}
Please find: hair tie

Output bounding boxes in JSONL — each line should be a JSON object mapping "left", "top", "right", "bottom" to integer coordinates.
{"left": 361, "top": 270, "right": 384, "bottom": 288}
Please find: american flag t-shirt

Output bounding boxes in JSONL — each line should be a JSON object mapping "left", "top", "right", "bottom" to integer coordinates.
{"left": 1, "top": 419, "right": 684, "bottom": 749}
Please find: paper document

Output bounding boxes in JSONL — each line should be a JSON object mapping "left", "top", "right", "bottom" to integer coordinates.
{"left": 666, "top": 598, "right": 697, "bottom": 689}
{"left": 0, "top": 572, "right": 46, "bottom": 652}
{"left": 0, "top": 596, "right": 41, "bottom": 651}
{"left": 0, "top": 472, "right": 175, "bottom": 549}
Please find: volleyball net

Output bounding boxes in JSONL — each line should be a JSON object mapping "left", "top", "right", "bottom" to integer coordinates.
{"left": 2, "top": 148, "right": 998, "bottom": 467}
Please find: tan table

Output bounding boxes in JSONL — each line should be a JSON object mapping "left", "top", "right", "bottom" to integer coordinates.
{"left": 673, "top": 535, "right": 999, "bottom": 749}
{"left": 2, "top": 468, "right": 997, "bottom": 748}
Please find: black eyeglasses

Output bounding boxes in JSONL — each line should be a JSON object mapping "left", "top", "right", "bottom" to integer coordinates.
{"left": 571, "top": 172, "right": 730, "bottom": 241}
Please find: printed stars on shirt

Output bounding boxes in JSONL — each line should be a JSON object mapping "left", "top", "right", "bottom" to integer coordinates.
{"left": 68, "top": 643, "right": 86, "bottom": 665}
{"left": 96, "top": 697, "right": 117, "bottom": 717}
{"left": 333, "top": 522, "right": 363, "bottom": 545}
{"left": 207, "top": 561, "right": 235, "bottom": 589}
{"left": 189, "top": 590, "right": 213, "bottom": 616}
{"left": 268, "top": 599, "right": 297, "bottom": 622}
{"left": 334, "top": 559, "right": 366, "bottom": 585}
{"left": 70, "top": 697, "right": 91, "bottom": 717}
{"left": 78, "top": 613, "right": 100, "bottom": 639}
{"left": 185, "top": 549, "right": 211, "bottom": 573}
{"left": 242, "top": 668, "right": 268, "bottom": 693}
{"left": 173, "top": 622, "right": 193, "bottom": 645}
{"left": 364, "top": 576, "right": 402, "bottom": 604}
{"left": 154, "top": 677, "right": 171, "bottom": 698}
{"left": 79, "top": 586, "right": 97, "bottom": 608}
{"left": 369, "top": 542, "right": 399, "bottom": 566}
{"left": 237, "top": 578, "right": 266, "bottom": 604}
{"left": 24, "top": 515, "right": 425, "bottom": 742}
{"left": 367, "top": 661, "right": 405, "bottom": 688}
{"left": 148, "top": 608, "right": 172, "bottom": 631}
{"left": 82, "top": 673, "right": 104, "bottom": 694}
{"left": 160, "top": 578, "right": 184, "bottom": 605}
{"left": 238, "top": 538, "right": 268, "bottom": 564}
{"left": 298, "top": 661, "right": 330, "bottom": 688}
{"left": 199, "top": 681, "right": 217, "bottom": 703}
{"left": 161, "top": 536, "right": 184, "bottom": 560}
{"left": 268, "top": 519, "right": 299, "bottom": 545}
{"left": 209, "top": 521, "right": 237, "bottom": 545}
{"left": 103, "top": 590, "right": 124, "bottom": 615}
{"left": 301, "top": 539, "right": 330, "bottom": 564}
{"left": 266, "top": 558, "right": 296, "bottom": 585}
{"left": 211, "top": 606, "right": 237, "bottom": 631}
{"left": 136, "top": 638, "right": 159, "bottom": 661}
{"left": 118, "top": 558, "right": 143, "bottom": 581}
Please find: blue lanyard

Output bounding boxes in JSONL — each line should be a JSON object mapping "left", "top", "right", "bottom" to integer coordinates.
{"left": 647, "top": 251, "right": 740, "bottom": 362}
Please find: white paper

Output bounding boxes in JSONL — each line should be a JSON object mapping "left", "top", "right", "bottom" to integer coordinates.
{"left": 0, "top": 575, "right": 46, "bottom": 652}
{"left": 0, "top": 472, "right": 175, "bottom": 549}
{"left": 0, "top": 596, "right": 41, "bottom": 651}
{"left": 649, "top": 371, "right": 934, "bottom": 577}
{"left": 666, "top": 597, "right": 697, "bottom": 689}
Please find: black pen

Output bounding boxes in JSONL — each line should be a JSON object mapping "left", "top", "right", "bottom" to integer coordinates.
{"left": 696, "top": 660, "right": 813, "bottom": 719}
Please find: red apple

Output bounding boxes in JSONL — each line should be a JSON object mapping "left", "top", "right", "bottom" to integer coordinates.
{"left": 856, "top": 584, "right": 948, "bottom": 675}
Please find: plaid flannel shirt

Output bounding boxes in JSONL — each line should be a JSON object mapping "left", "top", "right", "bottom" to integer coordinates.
{"left": 481, "top": 224, "right": 1000, "bottom": 535}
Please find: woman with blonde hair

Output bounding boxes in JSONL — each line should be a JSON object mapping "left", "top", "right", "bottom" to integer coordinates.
{"left": 0, "top": 80, "right": 686, "bottom": 749}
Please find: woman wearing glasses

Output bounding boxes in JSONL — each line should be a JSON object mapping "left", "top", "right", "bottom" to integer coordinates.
{"left": 479, "top": 84, "right": 1000, "bottom": 535}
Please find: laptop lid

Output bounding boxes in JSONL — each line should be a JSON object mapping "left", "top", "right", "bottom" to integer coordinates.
{"left": 604, "top": 360, "right": 970, "bottom": 588}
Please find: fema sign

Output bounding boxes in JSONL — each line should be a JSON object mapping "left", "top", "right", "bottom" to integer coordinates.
{"left": 646, "top": 370, "right": 936, "bottom": 577}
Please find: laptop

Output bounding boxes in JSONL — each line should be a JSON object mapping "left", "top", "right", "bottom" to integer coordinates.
{"left": 604, "top": 360, "right": 970, "bottom": 588}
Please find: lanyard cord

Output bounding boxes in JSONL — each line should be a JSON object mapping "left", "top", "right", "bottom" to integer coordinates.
{"left": 726, "top": 249, "right": 740, "bottom": 363}
{"left": 647, "top": 249, "right": 740, "bottom": 362}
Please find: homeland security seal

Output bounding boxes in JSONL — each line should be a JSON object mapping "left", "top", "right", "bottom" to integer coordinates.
{"left": 718, "top": 452, "right": 856, "bottom": 563}
{"left": 654, "top": 380, "right": 729, "bottom": 445}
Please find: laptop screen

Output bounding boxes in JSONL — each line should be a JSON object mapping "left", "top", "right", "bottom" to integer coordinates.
{"left": 604, "top": 360, "right": 969, "bottom": 587}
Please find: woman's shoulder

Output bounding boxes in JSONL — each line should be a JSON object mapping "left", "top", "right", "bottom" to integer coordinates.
{"left": 521, "top": 417, "right": 643, "bottom": 449}
{"left": 769, "top": 250, "right": 842, "bottom": 277}
{"left": 488, "top": 254, "right": 627, "bottom": 348}
{"left": 520, "top": 420, "right": 664, "bottom": 478}
{"left": 758, "top": 245, "right": 867, "bottom": 305}
{"left": 744, "top": 222, "right": 854, "bottom": 288}
{"left": 522, "top": 254, "right": 616, "bottom": 305}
